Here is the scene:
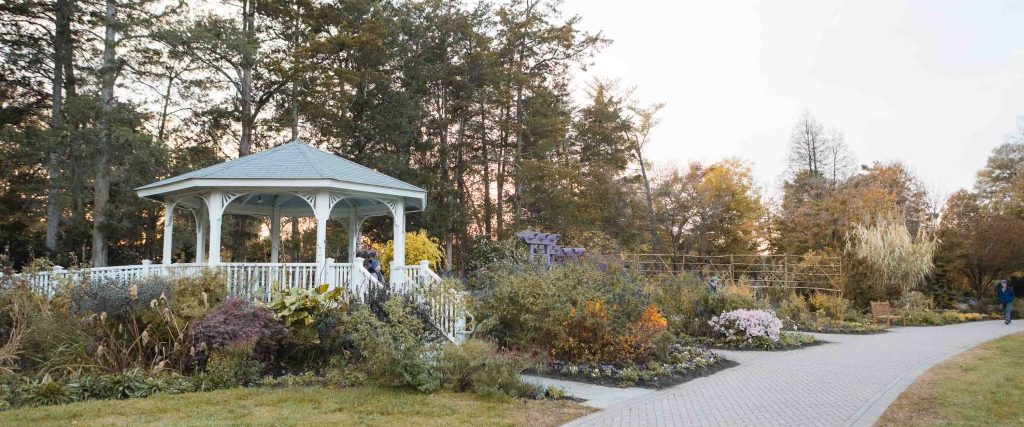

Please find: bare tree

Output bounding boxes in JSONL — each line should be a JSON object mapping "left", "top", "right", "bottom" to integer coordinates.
{"left": 786, "top": 109, "right": 856, "bottom": 184}
{"left": 824, "top": 128, "right": 856, "bottom": 183}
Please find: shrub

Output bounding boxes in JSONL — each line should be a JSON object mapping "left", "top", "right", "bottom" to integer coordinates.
{"left": 435, "top": 339, "right": 537, "bottom": 397}
{"left": 776, "top": 292, "right": 810, "bottom": 325}
{"left": 709, "top": 309, "right": 783, "bottom": 344}
{"left": 102, "top": 369, "right": 150, "bottom": 399}
{"left": 168, "top": 271, "right": 227, "bottom": 322}
{"left": 374, "top": 230, "right": 445, "bottom": 275}
{"left": 0, "top": 284, "right": 92, "bottom": 377}
{"left": 475, "top": 261, "right": 652, "bottom": 352}
{"left": 14, "top": 375, "right": 77, "bottom": 407}
{"left": 719, "top": 282, "right": 762, "bottom": 312}
{"left": 899, "top": 291, "right": 935, "bottom": 311}
{"left": 463, "top": 237, "right": 527, "bottom": 275}
{"left": 655, "top": 274, "right": 762, "bottom": 338}
{"left": 655, "top": 275, "right": 718, "bottom": 336}
{"left": 194, "top": 342, "right": 264, "bottom": 390}
{"left": 192, "top": 298, "right": 290, "bottom": 364}
{"left": 349, "top": 298, "right": 437, "bottom": 392}
{"left": 267, "top": 285, "right": 344, "bottom": 345}
{"left": 808, "top": 293, "right": 849, "bottom": 321}
{"left": 70, "top": 276, "right": 169, "bottom": 320}
{"left": 86, "top": 290, "right": 198, "bottom": 374}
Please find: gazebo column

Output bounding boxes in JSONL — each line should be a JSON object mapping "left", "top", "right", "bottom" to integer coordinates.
{"left": 161, "top": 200, "right": 175, "bottom": 265}
{"left": 347, "top": 208, "right": 361, "bottom": 263}
{"left": 270, "top": 201, "right": 282, "bottom": 263}
{"left": 194, "top": 208, "right": 208, "bottom": 263}
{"left": 206, "top": 190, "right": 225, "bottom": 265}
{"left": 389, "top": 201, "right": 405, "bottom": 287}
{"left": 313, "top": 191, "right": 331, "bottom": 281}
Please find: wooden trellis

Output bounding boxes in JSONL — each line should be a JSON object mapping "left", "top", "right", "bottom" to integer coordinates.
{"left": 614, "top": 253, "right": 843, "bottom": 294}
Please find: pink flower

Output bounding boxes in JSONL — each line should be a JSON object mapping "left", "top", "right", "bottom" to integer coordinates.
{"left": 708, "top": 309, "right": 783, "bottom": 343}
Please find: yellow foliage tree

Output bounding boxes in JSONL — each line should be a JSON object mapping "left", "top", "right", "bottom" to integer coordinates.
{"left": 373, "top": 230, "right": 445, "bottom": 275}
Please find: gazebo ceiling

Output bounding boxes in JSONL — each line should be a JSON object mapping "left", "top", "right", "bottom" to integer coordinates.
{"left": 136, "top": 140, "right": 427, "bottom": 219}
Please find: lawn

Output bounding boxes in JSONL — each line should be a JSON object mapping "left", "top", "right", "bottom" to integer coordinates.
{"left": 876, "top": 332, "right": 1024, "bottom": 427}
{"left": 0, "top": 385, "right": 594, "bottom": 427}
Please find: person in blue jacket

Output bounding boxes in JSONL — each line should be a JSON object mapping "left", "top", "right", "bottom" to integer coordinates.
{"left": 997, "top": 280, "right": 1015, "bottom": 325}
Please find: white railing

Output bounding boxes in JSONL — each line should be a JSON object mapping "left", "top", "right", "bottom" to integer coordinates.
{"left": 393, "top": 261, "right": 469, "bottom": 343}
{"left": 219, "top": 262, "right": 318, "bottom": 301}
{"left": 4, "top": 258, "right": 469, "bottom": 343}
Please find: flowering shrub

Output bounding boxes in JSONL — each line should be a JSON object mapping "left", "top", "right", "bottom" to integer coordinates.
{"left": 709, "top": 309, "right": 783, "bottom": 344}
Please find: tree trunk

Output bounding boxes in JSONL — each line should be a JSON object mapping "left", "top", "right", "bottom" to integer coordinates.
{"left": 45, "top": 0, "right": 73, "bottom": 253}
{"left": 480, "top": 100, "right": 492, "bottom": 237}
{"left": 636, "top": 149, "right": 660, "bottom": 253}
{"left": 513, "top": 81, "right": 523, "bottom": 224}
{"left": 157, "top": 70, "right": 177, "bottom": 143}
{"left": 239, "top": 0, "right": 255, "bottom": 156}
{"left": 496, "top": 104, "right": 507, "bottom": 236}
{"left": 92, "top": 0, "right": 116, "bottom": 267}
{"left": 232, "top": 0, "right": 257, "bottom": 261}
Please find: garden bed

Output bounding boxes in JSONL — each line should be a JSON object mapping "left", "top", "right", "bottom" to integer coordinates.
{"left": 703, "top": 332, "right": 821, "bottom": 351}
{"left": 530, "top": 346, "right": 737, "bottom": 389}
{"left": 795, "top": 321, "right": 888, "bottom": 335}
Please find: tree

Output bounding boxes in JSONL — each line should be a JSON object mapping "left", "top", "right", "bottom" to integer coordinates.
{"left": 938, "top": 190, "right": 1024, "bottom": 299}
{"left": 655, "top": 159, "right": 764, "bottom": 256}
{"left": 772, "top": 160, "right": 930, "bottom": 255}
{"left": 785, "top": 109, "right": 856, "bottom": 183}
{"left": 87, "top": 0, "right": 183, "bottom": 266}
{"left": 974, "top": 125, "right": 1024, "bottom": 218}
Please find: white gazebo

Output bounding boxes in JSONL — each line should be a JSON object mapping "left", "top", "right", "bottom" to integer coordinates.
{"left": 13, "top": 141, "right": 466, "bottom": 342}
{"left": 136, "top": 140, "right": 425, "bottom": 286}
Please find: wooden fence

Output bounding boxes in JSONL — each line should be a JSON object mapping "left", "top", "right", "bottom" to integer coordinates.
{"left": 614, "top": 253, "right": 843, "bottom": 294}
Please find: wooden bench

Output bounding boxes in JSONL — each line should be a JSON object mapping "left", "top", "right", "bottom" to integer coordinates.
{"left": 871, "top": 301, "right": 902, "bottom": 327}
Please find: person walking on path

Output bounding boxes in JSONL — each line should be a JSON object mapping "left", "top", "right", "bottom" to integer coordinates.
{"left": 997, "top": 280, "right": 1015, "bottom": 325}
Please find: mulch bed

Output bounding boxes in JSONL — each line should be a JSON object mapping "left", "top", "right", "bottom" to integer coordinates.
{"left": 708, "top": 339, "right": 828, "bottom": 352}
{"left": 527, "top": 358, "right": 739, "bottom": 390}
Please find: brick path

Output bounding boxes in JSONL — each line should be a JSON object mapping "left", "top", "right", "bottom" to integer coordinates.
{"left": 567, "top": 321, "right": 1024, "bottom": 427}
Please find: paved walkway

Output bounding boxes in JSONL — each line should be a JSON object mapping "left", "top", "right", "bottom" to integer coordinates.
{"left": 568, "top": 321, "right": 1024, "bottom": 427}
{"left": 522, "top": 375, "right": 655, "bottom": 408}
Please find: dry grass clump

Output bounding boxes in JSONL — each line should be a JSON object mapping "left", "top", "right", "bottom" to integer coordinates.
{"left": 846, "top": 213, "right": 938, "bottom": 304}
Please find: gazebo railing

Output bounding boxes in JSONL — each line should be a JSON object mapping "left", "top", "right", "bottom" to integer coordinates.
{"left": 392, "top": 261, "right": 468, "bottom": 343}
{"left": 4, "top": 259, "right": 468, "bottom": 343}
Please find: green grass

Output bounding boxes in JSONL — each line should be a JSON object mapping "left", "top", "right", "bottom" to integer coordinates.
{"left": 0, "top": 386, "right": 593, "bottom": 427}
{"left": 877, "top": 332, "right": 1024, "bottom": 426}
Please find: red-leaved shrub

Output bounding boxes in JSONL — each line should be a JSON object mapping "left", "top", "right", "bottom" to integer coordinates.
{"left": 192, "top": 298, "right": 290, "bottom": 362}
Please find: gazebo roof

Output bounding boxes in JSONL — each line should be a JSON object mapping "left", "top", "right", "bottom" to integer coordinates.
{"left": 139, "top": 140, "right": 424, "bottom": 192}
{"left": 136, "top": 141, "right": 426, "bottom": 219}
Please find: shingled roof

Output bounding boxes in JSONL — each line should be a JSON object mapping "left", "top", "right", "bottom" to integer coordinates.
{"left": 137, "top": 140, "right": 424, "bottom": 192}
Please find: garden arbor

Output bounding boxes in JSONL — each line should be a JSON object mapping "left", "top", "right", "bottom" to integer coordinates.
{"left": 135, "top": 140, "right": 427, "bottom": 285}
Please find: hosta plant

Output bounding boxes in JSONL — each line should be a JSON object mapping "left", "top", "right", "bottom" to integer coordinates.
{"left": 267, "top": 285, "right": 344, "bottom": 328}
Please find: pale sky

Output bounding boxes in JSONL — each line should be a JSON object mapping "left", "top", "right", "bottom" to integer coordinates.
{"left": 562, "top": 0, "right": 1024, "bottom": 198}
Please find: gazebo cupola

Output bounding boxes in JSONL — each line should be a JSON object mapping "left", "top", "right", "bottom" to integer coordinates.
{"left": 135, "top": 140, "right": 426, "bottom": 277}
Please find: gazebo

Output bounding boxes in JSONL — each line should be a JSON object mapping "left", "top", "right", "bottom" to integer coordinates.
{"left": 14, "top": 141, "right": 466, "bottom": 342}
{"left": 135, "top": 140, "right": 426, "bottom": 286}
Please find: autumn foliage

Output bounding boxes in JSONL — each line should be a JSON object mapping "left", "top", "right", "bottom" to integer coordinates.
{"left": 551, "top": 301, "right": 668, "bottom": 365}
